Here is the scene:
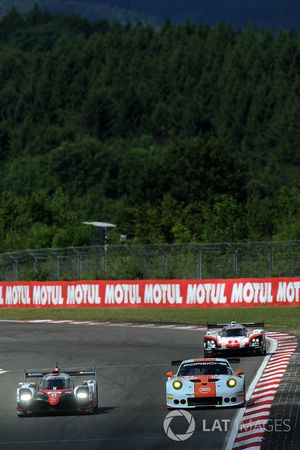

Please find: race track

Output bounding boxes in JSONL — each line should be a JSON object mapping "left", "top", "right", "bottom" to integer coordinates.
{"left": 0, "top": 322, "right": 269, "bottom": 450}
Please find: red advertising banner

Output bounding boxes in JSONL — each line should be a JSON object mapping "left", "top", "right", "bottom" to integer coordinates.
{"left": 0, "top": 278, "right": 299, "bottom": 308}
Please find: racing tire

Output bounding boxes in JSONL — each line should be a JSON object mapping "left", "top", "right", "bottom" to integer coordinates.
{"left": 258, "top": 340, "right": 267, "bottom": 356}
{"left": 241, "top": 383, "right": 246, "bottom": 406}
{"left": 259, "top": 347, "right": 266, "bottom": 356}
{"left": 93, "top": 385, "right": 99, "bottom": 411}
{"left": 80, "top": 407, "right": 95, "bottom": 415}
{"left": 92, "top": 404, "right": 98, "bottom": 413}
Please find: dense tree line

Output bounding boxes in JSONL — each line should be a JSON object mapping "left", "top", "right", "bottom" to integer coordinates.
{"left": 0, "top": 8, "right": 299, "bottom": 251}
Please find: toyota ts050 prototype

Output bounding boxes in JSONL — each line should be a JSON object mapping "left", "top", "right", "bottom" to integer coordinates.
{"left": 166, "top": 358, "right": 245, "bottom": 409}
{"left": 203, "top": 321, "right": 266, "bottom": 357}
{"left": 16, "top": 366, "right": 98, "bottom": 416}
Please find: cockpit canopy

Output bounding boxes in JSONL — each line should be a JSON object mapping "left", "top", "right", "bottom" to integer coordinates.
{"left": 178, "top": 362, "right": 231, "bottom": 377}
{"left": 41, "top": 376, "right": 71, "bottom": 389}
{"left": 221, "top": 327, "right": 247, "bottom": 337}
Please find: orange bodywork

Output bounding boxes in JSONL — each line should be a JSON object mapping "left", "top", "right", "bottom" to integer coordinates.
{"left": 193, "top": 375, "right": 217, "bottom": 398}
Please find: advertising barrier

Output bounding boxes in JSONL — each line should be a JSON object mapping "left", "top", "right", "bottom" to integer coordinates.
{"left": 0, "top": 278, "right": 299, "bottom": 308}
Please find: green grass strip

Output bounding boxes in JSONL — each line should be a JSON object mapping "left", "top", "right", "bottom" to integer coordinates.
{"left": 0, "top": 307, "right": 299, "bottom": 334}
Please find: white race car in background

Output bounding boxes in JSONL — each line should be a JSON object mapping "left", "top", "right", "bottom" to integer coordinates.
{"left": 203, "top": 321, "right": 266, "bottom": 357}
{"left": 166, "top": 357, "right": 245, "bottom": 408}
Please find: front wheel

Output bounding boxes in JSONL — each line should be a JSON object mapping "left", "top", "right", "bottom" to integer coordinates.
{"left": 93, "top": 384, "right": 98, "bottom": 411}
{"left": 258, "top": 340, "right": 266, "bottom": 355}
{"left": 259, "top": 347, "right": 266, "bottom": 356}
{"left": 93, "top": 403, "right": 98, "bottom": 412}
{"left": 242, "top": 383, "right": 246, "bottom": 406}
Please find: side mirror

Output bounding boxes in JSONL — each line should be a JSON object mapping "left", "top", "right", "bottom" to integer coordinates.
{"left": 236, "top": 369, "right": 244, "bottom": 376}
{"left": 166, "top": 371, "right": 174, "bottom": 378}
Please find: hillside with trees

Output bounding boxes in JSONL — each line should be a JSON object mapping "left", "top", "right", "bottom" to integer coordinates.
{"left": 0, "top": 8, "right": 299, "bottom": 251}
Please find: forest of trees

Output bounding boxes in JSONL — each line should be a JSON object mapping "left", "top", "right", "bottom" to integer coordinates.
{"left": 0, "top": 7, "right": 299, "bottom": 251}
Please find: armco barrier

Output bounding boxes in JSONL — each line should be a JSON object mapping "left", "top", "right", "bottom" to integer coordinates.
{"left": 0, "top": 278, "right": 299, "bottom": 308}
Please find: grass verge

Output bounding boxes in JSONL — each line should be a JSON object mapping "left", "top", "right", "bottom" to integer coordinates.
{"left": 0, "top": 307, "right": 299, "bottom": 335}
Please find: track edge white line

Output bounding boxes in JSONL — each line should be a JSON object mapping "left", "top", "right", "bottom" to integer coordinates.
{"left": 223, "top": 336, "right": 277, "bottom": 450}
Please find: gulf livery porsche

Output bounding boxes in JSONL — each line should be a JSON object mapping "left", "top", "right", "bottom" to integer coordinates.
{"left": 203, "top": 321, "right": 266, "bottom": 357}
{"left": 166, "top": 358, "right": 245, "bottom": 408}
{"left": 16, "top": 365, "right": 98, "bottom": 416}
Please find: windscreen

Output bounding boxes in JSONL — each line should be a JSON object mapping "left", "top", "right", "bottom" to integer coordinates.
{"left": 178, "top": 362, "right": 231, "bottom": 377}
{"left": 41, "top": 377, "right": 71, "bottom": 389}
{"left": 222, "top": 328, "right": 246, "bottom": 337}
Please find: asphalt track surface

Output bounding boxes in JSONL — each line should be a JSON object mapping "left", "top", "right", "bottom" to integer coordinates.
{"left": 0, "top": 322, "right": 269, "bottom": 450}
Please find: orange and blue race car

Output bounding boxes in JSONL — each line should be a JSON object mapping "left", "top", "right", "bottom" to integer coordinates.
{"left": 166, "top": 357, "right": 245, "bottom": 408}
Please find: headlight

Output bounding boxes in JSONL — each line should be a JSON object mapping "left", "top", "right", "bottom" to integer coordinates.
{"left": 76, "top": 391, "right": 88, "bottom": 399}
{"left": 20, "top": 392, "right": 32, "bottom": 402}
{"left": 206, "top": 340, "right": 216, "bottom": 347}
{"left": 227, "top": 378, "right": 237, "bottom": 388}
{"left": 172, "top": 380, "right": 183, "bottom": 390}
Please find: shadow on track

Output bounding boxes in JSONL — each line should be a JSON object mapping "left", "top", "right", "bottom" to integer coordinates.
{"left": 18, "top": 406, "right": 115, "bottom": 417}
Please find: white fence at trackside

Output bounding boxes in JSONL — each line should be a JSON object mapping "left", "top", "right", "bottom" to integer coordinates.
{"left": 0, "top": 241, "right": 299, "bottom": 281}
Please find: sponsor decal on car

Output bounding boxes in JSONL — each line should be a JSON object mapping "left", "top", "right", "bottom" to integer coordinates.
{"left": 199, "top": 387, "right": 211, "bottom": 393}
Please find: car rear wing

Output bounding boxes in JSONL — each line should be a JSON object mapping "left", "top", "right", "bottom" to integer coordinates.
{"left": 171, "top": 357, "right": 240, "bottom": 366}
{"left": 226, "top": 358, "right": 240, "bottom": 364}
{"left": 25, "top": 368, "right": 96, "bottom": 380}
{"left": 63, "top": 369, "right": 96, "bottom": 377}
{"left": 207, "top": 323, "right": 227, "bottom": 329}
{"left": 240, "top": 322, "right": 265, "bottom": 328}
{"left": 207, "top": 322, "right": 264, "bottom": 329}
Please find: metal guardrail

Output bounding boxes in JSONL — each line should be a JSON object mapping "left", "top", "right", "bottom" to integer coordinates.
{"left": 0, "top": 241, "right": 299, "bottom": 281}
